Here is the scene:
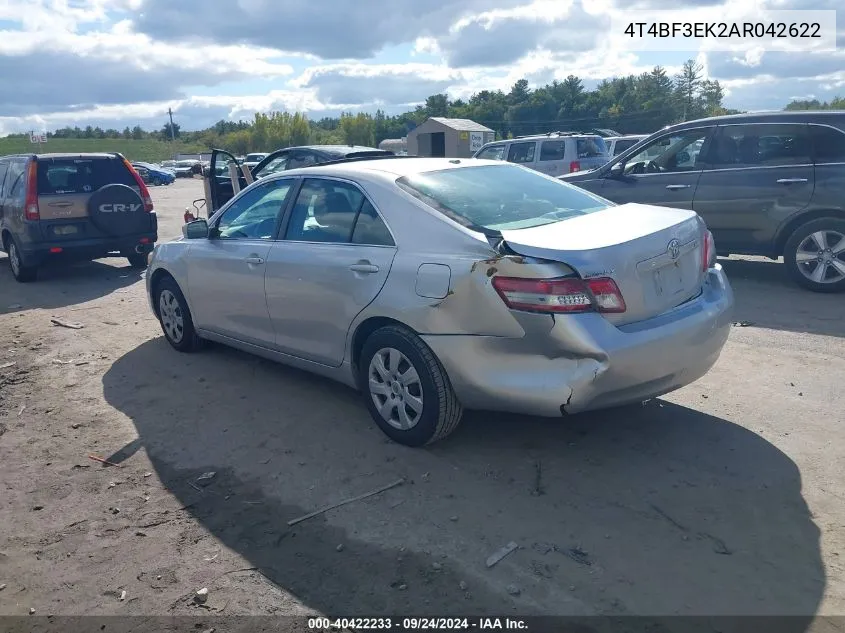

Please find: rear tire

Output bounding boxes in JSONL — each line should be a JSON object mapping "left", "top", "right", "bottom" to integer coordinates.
{"left": 154, "top": 276, "right": 203, "bottom": 352}
{"left": 6, "top": 236, "right": 37, "bottom": 283}
{"left": 359, "top": 325, "right": 463, "bottom": 447}
{"left": 784, "top": 218, "right": 845, "bottom": 293}
{"left": 126, "top": 252, "right": 148, "bottom": 269}
{"left": 152, "top": 177, "right": 162, "bottom": 186}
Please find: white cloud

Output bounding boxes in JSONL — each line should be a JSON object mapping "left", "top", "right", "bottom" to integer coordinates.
{"left": 0, "top": 0, "right": 843, "bottom": 134}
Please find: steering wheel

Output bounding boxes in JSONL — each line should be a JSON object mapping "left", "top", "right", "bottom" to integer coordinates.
{"left": 626, "top": 160, "right": 661, "bottom": 175}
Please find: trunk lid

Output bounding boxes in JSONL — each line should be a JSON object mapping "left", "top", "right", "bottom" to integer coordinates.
{"left": 500, "top": 203, "right": 705, "bottom": 325}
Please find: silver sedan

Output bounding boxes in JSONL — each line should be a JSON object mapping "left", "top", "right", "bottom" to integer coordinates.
{"left": 146, "top": 157, "right": 734, "bottom": 446}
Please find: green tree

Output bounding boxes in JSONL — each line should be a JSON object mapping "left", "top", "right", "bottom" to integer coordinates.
{"left": 339, "top": 112, "right": 375, "bottom": 146}
{"left": 675, "top": 59, "right": 704, "bottom": 121}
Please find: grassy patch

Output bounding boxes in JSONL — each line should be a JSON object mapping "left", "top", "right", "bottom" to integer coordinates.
{"left": 0, "top": 138, "right": 209, "bottom": 162}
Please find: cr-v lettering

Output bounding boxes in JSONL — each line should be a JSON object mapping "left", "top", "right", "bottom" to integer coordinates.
{"left": 99, "top": 203, "right": 142, "bottom": 213}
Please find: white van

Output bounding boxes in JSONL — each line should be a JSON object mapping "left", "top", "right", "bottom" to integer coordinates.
{"left": 472, "top": 132, "right": 610, "bottom": 176}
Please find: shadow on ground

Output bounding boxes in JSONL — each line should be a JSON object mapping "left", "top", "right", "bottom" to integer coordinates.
{"left": 719, "top": 257, "right": 844, "bottom": 338}
{"left": 0, "top": 255, "right": 141, "bottom": 314}
{"left": 101, "top": 336, "right": 824, "bottom": 625}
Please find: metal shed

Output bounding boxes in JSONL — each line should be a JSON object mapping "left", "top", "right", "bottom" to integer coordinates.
{"left": 378, "top": 137, "right": 408, "bottom": 155}
{"left": 406, "top": 118, "right": 495, "bottom": 158}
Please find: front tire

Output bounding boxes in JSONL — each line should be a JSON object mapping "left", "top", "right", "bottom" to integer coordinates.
{"left": 359, "top": 325, "right": 463, "bottom": 447}
{"left": 7, "top": 236, "right": 37, "bottom": 283}
{"left": 155, "top": 276, "right": 203, "bottom": 352}
{"left": 784, "top": 218, "right": 845, "bottom": 293}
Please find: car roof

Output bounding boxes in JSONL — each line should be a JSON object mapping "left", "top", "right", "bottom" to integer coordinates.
{"left": 291, "top": 145, "right": 385, "bottom": 154}
{"left": 29, "top": 153, "right": 117, "bottom": 159}
{"left": 671, "top": 110, "right": 845, "bottom": 131}
{"left": 280, "top": 157, "right": 509, "bottom": 180}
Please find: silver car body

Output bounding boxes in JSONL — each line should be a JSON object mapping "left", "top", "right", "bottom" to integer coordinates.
{"left": 146, "top": 158, "right": 733, "bottom": 418}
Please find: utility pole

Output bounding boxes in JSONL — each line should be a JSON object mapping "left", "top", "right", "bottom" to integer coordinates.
{"left": 167, "top": 107, "right": 176, "bottom": 142}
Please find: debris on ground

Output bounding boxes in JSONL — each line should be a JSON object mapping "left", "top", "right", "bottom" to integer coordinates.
{"left": 88, "top": 454, "right": 122, "bottom": 468}
{"left": 71, "top": 423, "right": 82, "bottom": 429}
{"left": 0, "top": 361, "right": 16, "bottom": 369}
{"left": 336, "top": 544, "right": 344, "bottom": 552}
{"left": 486, "top": 541, "right": 519, "bottom": 568}
{"left": 29, "top": 608, "right": 35, "bottom": 615}
{"left": 50, "top": 317, "right": 84, "bottom": 330}
{"left": 732, "top": 320, "right": 754, "bottom": 327}
{"left": 194, "top": 588, "right": 209, "bottom": 604}
{"left": 287, "top": 478, "right": 405, "bottom": 526}
{"left": 119, "top": 590, "right": 127, "bottom": 601}
{"left": 144, "top": 472, "right": 152, "bottom": 478}
{"left": 0, "top": 583, "right": 6, "bottom": 591}
{"left": 565, "top": 546, "right": 591, "bottom": 567}
{"left": 431, "top": 562, "right": 443, "bottom": 571}
{"left": 459, "top": 581, "right": 468, "bottom": 591}
{"left": 532, "top": 460, "right": 544, "bottom": 496}
{"left": 449, "top": 516, "right": 459, "bottom": 522}
{"left": 196, "top": 471, "right": 217, "bottom": 487}
{"left": 506, "top": 584, "right": 521, "bottom": 596}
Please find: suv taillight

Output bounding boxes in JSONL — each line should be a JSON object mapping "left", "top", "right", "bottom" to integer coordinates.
{"left": 24, "top": 160, "right": 39, "bottom": 221}
{"left": 122, "top": 157, "right": 154, "bottom": 212}
{"left": 491, "top": 276, "right": 626, "bottom": 314}
{"left": 702, "top": 229, "right": 716, "bottom": 271}
{"left": 569, "top": 161, "right": 581, "bottom": 173}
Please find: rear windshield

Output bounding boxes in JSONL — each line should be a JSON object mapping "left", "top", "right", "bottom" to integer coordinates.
{"left": 396, "top": 165, "right": 611, "bottom": 232}
{"left": 576, "top": 137, "right": 608, "bottom": 158}
{"left": 36, "top": 158, "right": 135, "bottom": 195}
{"left": 245, "top": 154, "right": 266, "bottom": 161}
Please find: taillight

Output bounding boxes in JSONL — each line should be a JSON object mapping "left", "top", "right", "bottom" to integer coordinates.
{"left": 491, "top": 276, "right": 626, "bottom": 314}
{"left": 24, "top": 160, "right": 39, "bottom": 221}
{"left": 569, "top": 161, "right": 580, "bottom": 173}
{"left": 122, "top": 157, "right": 154, "bottom": 212}
{"left": 702, "top": 230, "right": 716, "bottom": 271}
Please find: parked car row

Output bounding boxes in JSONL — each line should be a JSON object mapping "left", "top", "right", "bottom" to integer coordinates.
{"left": 131, "top": 161, "right": 175, "bottom": 186}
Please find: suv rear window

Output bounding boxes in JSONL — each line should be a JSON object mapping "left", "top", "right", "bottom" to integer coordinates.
{"left": 576, "top": 137, "right": 608, "bottom": 158}
{"left": 36, "top": 158, "right": 135, "bottom": 195}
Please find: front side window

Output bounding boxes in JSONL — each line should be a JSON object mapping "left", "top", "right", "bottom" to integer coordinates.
{"left": 707, "top": 124, "right": 811, "bottom": 168}
{"left": 613, "top": 139, "right": 639, "bottom": 155}
{"left": 506, "top": 142, "right": 536, "bottom": 164}
{"left": 397, "top": 164, "right": 611, "bottom": 232}
{"left": 624, "top": 128, "right": 712, "bottom": 175}
{"left": 476, "top": 145, "right": 506, "bottom": 160}
{"left": 215, "top": 179, "right": 294, "bottom": 240}
{"left": 255, "top": 152, "right": 290, "bottom": 178}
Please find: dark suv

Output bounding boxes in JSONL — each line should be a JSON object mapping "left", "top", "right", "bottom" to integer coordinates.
{"left": 561, "top": 111, "right": 845, "bottom": 292}
{"left": 0, "top": 152, "right": 157, "bottom": 282}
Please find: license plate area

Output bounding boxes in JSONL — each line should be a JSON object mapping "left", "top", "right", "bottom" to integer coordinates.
{"left": 653, "top": 262, "right": 685, "bottom": 297}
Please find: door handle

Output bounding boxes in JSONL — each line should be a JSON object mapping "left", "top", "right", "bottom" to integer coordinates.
{"left": 349, "top": 262, "right": 379, "bottom": 274}
{"left": 245, "top": 256, "right": 264, "bottom": 265}
{"left": 665, "top": 184, "right": 691, "bottom": 190}
{"left": 777, "top": 178, "right": 808, "bottom": 184}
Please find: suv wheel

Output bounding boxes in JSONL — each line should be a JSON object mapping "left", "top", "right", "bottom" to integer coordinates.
{"left": 784, "top": 218, "right": 845, "bottom": 293}
{"left": 359, "top": 325, "right": 463, "bottom": 447}
{"left": 125, "top": 252, "right": 148, "bottom": 269}
{"left": 6, "top": 236, "right": 37, "bottom": 282}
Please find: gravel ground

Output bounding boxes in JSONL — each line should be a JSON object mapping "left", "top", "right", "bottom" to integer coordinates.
{"left": 0, "top": 178, "right": 842, "bottom": 623}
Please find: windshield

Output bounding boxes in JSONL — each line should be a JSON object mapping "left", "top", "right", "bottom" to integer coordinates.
{"left": 396, "top": 165, "right": 612, "bottom": 232}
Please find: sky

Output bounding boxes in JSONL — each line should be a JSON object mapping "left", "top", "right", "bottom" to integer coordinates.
{"left": 0, "top": 0, "right": 842, "bottom": 136}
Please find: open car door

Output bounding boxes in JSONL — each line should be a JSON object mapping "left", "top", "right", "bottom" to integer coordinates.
{"left": 208, "top": 149, "right": 254, "bottom": 213}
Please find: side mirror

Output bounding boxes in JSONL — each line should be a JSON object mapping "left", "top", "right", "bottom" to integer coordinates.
{"left": 183, "top": 219, "right": 209, "bottom": 240}
{"left": 608, "top": 162, "right": 625, "bottom": 178}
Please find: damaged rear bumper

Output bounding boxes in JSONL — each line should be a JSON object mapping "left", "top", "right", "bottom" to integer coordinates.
{"left": 421, "top": 264, "right": 734, "bottom": 418}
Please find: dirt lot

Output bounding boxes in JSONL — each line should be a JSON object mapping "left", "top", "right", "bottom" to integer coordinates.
{"left": 0, "top": 178, "right": 843, "bottom": 623}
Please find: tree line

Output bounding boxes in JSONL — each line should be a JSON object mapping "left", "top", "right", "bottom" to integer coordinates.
{"left": 9, "top": 60, "right": 843, "bottom": 154}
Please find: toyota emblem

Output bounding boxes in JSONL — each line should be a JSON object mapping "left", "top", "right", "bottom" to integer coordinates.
{"left": 667, "top": 239, "right": 681, "bottom": 260}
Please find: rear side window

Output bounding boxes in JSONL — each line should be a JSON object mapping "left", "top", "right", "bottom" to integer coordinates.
{"left": 709, "top": 124, "right": 811, "bottom": 167}
{"left": 0, "top": 162, "right": 9, "bottom": 198}
{"left": 6, "top": 160, "right": 27, "bottom": 199}
{"left": 811, "top": 125, "right": 845, "bottom": 163}
{"left": 539, "top": 141, "right": 566, "bottom": 161}
{"left": 576, "top": 137, "right": 608, "bottom": 158}
{"left": 36, "top": 158, "right": 136, "bottom": 195}
{"left": 506, "top": 142, "right": 536, "bottom": 164}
